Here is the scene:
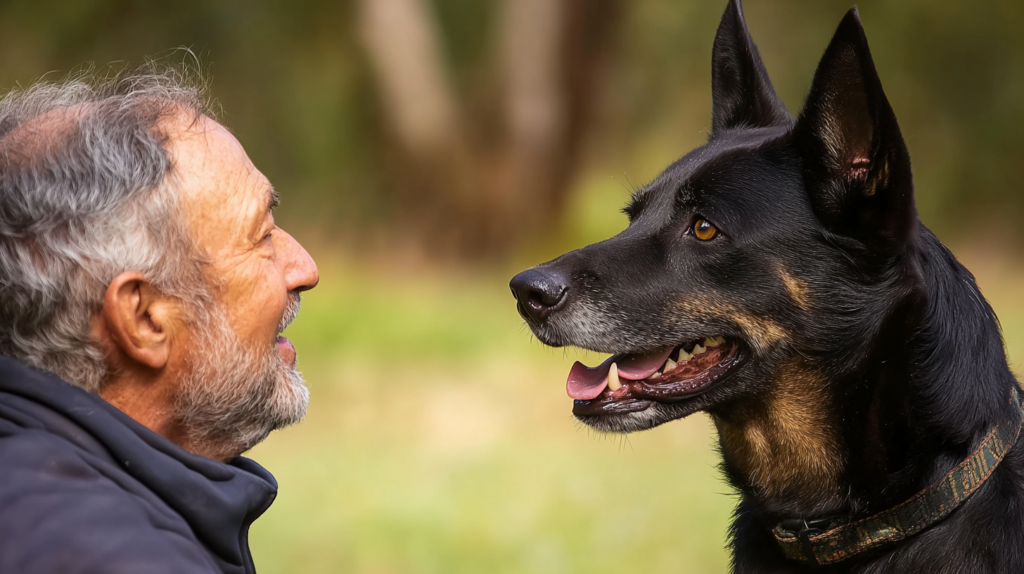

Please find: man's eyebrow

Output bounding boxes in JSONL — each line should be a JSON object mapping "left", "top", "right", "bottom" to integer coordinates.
{"left": 268, "top": 187, "right": 280, "bottom": 211}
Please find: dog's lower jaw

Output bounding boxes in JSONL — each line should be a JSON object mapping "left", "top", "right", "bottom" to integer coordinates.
{"left": 572, "top": 388, "right": 723, "bottom": 433}
{"left": 574, "top": 403, "right": 674, "bottom": 434}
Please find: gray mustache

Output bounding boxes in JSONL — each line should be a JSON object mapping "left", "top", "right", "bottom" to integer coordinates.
{"left": 278, "top": 293, "right": 302, "bottom": 333}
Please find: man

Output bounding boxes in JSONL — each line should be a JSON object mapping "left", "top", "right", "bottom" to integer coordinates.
{"left": 0, "top": 68, "right": 319, "bottom": 573}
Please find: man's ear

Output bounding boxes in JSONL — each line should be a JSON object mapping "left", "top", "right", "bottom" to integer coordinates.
{"left": 100, "top": 272, "right": 175, "bottom": 370}
{"left": 711, "top": 0, "right": 790, "bottom": 135}
{"left": 794, "top": 8, "right": 916, "bottom": 250}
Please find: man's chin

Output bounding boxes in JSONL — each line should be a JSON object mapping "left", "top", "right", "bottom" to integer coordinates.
{"left": 236, "top": 363, "right": 309, "bottom": 454}
{"left": 176, "top": 334, "right": 309, "bottom": 460}
{"left": 272, "top": 363, "right": 309, "bottom": 428}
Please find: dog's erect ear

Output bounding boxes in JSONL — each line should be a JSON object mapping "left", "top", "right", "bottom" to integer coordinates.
{"left": 711, "top": 0, "right": 790, "bottom": 135}
{"left": 795, "top": 8, "right": 916, "bottom": 249}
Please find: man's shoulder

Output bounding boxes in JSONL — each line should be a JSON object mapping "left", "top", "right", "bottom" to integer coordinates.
{"left": 0, "top": 426, "right": 120, "bottom": 488}
{"left": 0, "top": 432, "right": 219, "bottom": 574}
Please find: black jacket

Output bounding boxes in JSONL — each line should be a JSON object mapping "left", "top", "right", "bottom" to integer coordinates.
{"left": 0, "top": 355, "right": 277, "bottom": 574}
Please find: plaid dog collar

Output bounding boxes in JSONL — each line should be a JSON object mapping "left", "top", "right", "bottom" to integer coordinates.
{"left": 773, "top": 386, "right": 1024, "bottom": 567}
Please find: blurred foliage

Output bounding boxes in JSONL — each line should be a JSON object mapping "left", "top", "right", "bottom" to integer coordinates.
{"left": 0, "top": 0, "right": 1021, "bottom": 253}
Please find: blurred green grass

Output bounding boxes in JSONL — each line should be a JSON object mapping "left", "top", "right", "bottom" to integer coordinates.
{"left": 248, "top": 224, "right": 1024, "bottom": 574}
{"left": 248, "top": 259, "right": 737, "bottom": 574}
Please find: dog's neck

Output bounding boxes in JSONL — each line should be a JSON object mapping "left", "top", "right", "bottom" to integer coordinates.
{"left": 712, "top": 361, "right": 846, "bottom": 516}
{"left": 845, "top": 231, "right": 1017, "bottom": 510}
{"left": 713, "top": 228, "right": 1018, "bottom": 521}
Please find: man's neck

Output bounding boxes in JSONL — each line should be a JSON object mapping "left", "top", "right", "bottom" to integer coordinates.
{"left": 100, "top": 375, "right": 236, "bottom": 462}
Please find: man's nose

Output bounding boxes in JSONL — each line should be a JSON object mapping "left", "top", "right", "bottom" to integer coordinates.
{"left": 509, "top": 267, "right": 568, "bottom": 324}
{"left": 278, "top": 228, "right": 319, "bottom": 292}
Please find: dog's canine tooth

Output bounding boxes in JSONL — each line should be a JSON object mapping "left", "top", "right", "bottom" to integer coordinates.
{"left": 607, "top": 362, "right": 622, "bottom": 391}
{"left": 692, "top": 344, "right": 706, "bottom": 355}
{"left": 704, "top": 336, "right": 720, "bottom": 347}
{"left": 664, "top": 358, "right": 678, "bottom": 372}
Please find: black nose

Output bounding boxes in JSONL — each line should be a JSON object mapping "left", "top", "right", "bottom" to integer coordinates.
{"left": 509, "top": 268, "right": 568, "bottom": 323}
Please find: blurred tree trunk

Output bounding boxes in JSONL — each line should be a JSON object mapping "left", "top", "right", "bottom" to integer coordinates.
{"left": 359, "top": 0, "right": 621, "bottom": 260}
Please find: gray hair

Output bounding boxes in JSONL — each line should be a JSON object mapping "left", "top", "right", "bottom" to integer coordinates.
{"left": 0, "top": 65, "right": 213, "bottom": 392}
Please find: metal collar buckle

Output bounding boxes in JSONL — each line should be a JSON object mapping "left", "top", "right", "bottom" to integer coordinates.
{"left": 777, "top": 516, "right": 848, "bottom": 565}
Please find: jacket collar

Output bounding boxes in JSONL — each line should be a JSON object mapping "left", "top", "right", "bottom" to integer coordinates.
{"left": 0, "top": 355, "right": 278, "bottom": 571}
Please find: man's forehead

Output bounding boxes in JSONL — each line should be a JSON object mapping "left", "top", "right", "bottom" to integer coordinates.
{"left": 165, "top": 113, "right": 274, "bottom": 248}
{"left": 168, "top": 114, "right": 266, "bottom": 194}
{"left": 167, "top": 113, "right": 243, "bottom": 160}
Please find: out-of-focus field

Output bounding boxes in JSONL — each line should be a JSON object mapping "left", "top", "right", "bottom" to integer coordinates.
{"left": 249, "top": 208, "right": 1024, "bottom": 574}
{"left": 248, "top": 257, "right": 735, "bottom": 574}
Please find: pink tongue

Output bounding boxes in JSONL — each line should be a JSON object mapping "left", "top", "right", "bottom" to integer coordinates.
{"left": 565, "top": 348, "right": 674, "bottom": 400}
{"left": 617, "top": 348, "right": 675, "bottom": 380}
{"left": 566, "top": 357, "right": 615, "bottom": 400}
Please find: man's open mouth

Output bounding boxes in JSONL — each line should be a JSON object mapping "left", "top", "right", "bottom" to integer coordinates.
{"left": 568, "top": 336, "right": 743, "bottom": 416}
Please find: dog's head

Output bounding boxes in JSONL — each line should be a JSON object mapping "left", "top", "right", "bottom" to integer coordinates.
{"left": 511, "top": 0, "right": 921, "bottom": 435}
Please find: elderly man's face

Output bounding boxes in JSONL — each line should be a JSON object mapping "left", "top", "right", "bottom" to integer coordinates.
{"left": 168, "top": 114, "right": 319, "bottom": 455}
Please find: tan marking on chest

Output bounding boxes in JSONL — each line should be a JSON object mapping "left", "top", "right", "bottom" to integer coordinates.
{"left": 713, "top": 362, "right": 842, "bottom": 508}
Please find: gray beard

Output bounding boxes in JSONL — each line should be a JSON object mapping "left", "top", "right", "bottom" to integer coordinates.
{"left": 173, "top": 294, "right": 308, "bottom": 459}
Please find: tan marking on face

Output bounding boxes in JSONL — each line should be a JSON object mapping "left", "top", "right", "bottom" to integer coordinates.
{"left": 713, "top": 361, "right": 842, "bottom": 509}
{"left": 672, "top": 296, "right": 787, "bottom": 354}
{"left": 778, "top": 267, "right": 809, "bottom": 311}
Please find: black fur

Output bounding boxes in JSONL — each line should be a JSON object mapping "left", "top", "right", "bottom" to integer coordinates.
{"left": 509, "top": 1, "right": 1024, "bottom": 572}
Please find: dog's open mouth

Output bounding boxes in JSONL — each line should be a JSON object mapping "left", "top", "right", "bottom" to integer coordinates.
{"left": 568, "top": 336, "right": 743, "bottom": 416}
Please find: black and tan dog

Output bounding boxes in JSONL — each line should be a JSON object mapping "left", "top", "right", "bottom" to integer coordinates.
{"left": 510, "top": 1, "right": 1024, "bottom": 572}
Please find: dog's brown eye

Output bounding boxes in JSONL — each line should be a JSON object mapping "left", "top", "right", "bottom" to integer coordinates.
{"left": 693, "top": 218, "right": 718, "bottom": 241}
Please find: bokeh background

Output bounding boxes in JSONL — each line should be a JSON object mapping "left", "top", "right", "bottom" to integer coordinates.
{"left": 2, "top": 0, "right": 1023, "bottom": 572}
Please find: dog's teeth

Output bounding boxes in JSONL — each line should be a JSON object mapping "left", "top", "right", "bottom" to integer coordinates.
{"left": 714, "top": 335, "right": 726, "bottom": 345}
{"left": 607, "top": 362, "right": 622, "bottom": 391}
{"left": 692, "top": 344, "right": 706, "bottom": 355}
{"left": 704, "top": 336, "right": 720, "bottom": 347}
{"left": 664, "top": 358, "right": 678, "bottom": 372}
{"left": 678, "top": 349, "right": 691, "bottom": 362}
{"left": 650, "top": 371, "right": 663, "bottom": 379}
